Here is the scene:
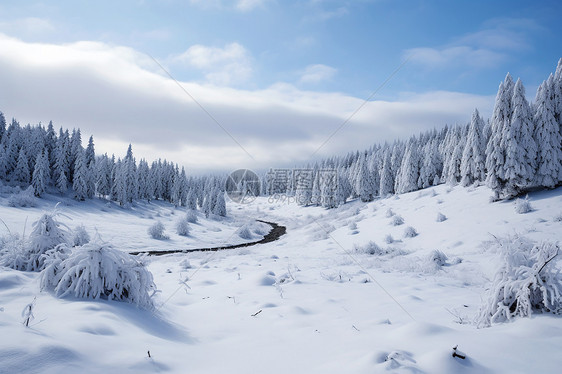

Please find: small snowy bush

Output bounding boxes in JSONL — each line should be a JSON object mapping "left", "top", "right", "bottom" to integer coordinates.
{"left": 0, "top": 234, "right": 27, "bottom": 270}
{"left": 176, "top": 219, "right": 190, "bottom": 236}
{"left": 185, "top": 210, "right": 198, "bottom": 223}
{"left": 436, "top": 212, "right": 447, "bottom": 222}
{"left": 554, "top": 213, "right": 562, "bottom": 222}
{"left": 237, "top": 226, "right": 253, "bottom": 240}
{"left": 8, "top": 186, "right": 37, "bottom": 208}
{"left": 41, "top": 237, "right": 156, "bottom": 309}
{"left": 390, "top": 215, "right": 404, "bottom": 226}
{"left": 354, "top": 241, "right": 397, "bottom": 256}
{"left": 148, "top": 221, "right": 168, "bottom": 240}
{"left": 72, "top": 225, "right": 90, "bottom": 247}
{"left": 476, "top": 238, "right": 562, "bottom": 328}
{"left": 1, "top": 210, "right": 69, "bottom": 271}
{"left": 428, "top": 249, "right": 448, "bottom": 267}
{"left": 384, "top": 234, "right": 394, "bottom": 244}
{"left": 348, "top": 222, "right": 357, "bottom": 230}
{"left": 515, "top": 196, "right": 533, "bottom": 214}
{"left": 403, "top": 226, "right": 418, "bottom": 238}
{"left": 385, "top": 208, "right": 395, "bottom": 218}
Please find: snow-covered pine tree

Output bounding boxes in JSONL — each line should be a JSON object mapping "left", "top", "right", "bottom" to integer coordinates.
{"left": 69, "top": 128, "right": 82, "bottom": 183}
{"left": 396, "top": 138, "right": 420, "bottom": 194}
{"left": 503, "top": 78, "right": 537, "bottom": 196}
{"left": 13, "top": 148, "right": 30, "bottom": 184}
{"left": 444, "top": 125, "right": 465, "bottom": 185}
{"left": 45, "top": 121, "right": 57, "bottom": 169}
{"left": 95, "top": 154, "right": 111, "bottom": 198}
{"left": 355, "top": 152, "right": 374, "bottom": 202}
{"left": 72, "top": 149, "right": 89, "bottom": 201}
{"left": 136, "top": 158, "right": 151, "bottom": 202}
{"left": 32, "top": 149, "right": 49, "bottom": 197}
{"left": 534, "top": 77, "right": 562, "bottom": 188}
{"left": 213, "top": 188, "right": 227, "bottom": 216}
{"left": 380, "top": 149, "right": 394, "bottom": 196}
{"left": 460, "top": 109, "right": 486, "bottom": 186}
{"left": 486, "top": 74, "right": 514, "bottom": 199}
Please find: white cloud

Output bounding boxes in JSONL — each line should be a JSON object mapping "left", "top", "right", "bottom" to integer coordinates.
{"left": 406, "top": 18, "right": 539, "bottom": 69}
{"left": 299, "top": 64, "right": 337, "bottom": 84}
{"left": 0, "top": 17, "right": 55, "bottom": 39}
{"left": 0, "top": 34, "right": 494, "bottom": 172}
{"left": 170, "top": 42, "right": 253, "bottom": 86}
{"left": 407, "top": 46, "right": 506, "bottom": 69}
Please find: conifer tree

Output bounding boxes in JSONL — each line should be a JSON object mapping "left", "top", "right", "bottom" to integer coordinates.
{"left": 32, "top": 149, "right": 49, "bottom": 196}
{"left": 534, "top": 77, "right": 562, "bottom": 188}
{"left": 460, "top": 109, "right": 486, "bottom": 186}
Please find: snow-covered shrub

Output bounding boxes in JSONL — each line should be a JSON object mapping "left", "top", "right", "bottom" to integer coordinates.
{"left": 148, "top": 221, "right": 168, "bottom": 240}
{"left": 428, "top": 249, "right": 448, "bottom": 267}
{"left": 8, "top": 186, "right": 37, "bottom": 208}
{"left": 554, "top": 213, "right": 562, "bottom": 222}
{"left": 179, "top": 259, "right": 192, "bottom": 269}
{"left": 0, "top": 234, "right": 27, "bottom": 270}
{"left": 515, "top": 196, "right": 533, "bottom": 214}
{"left": 404, "top": 226, "right": 418, "bottom": 238}
{"left": 237, "top": 226, "right": 253, "bottom": 240}
{"left": 354, "top": 241, "right": 396, "bottom": 256}
{"left": 476, "top": 239, "right": 562, "bottom": 328}
{"left": 384, "top": 234, "right": 394, "bottom": 244}
{"left": 176, "top": 219, "right": 190, "bottom": 236}
{"left": 72, "top": 225, "right": 90, "bottom": 247}
{"left": 1, "top": 210, "right": 69, "bottom": 271}
{"left": 41, "top": 237, "right": 156, "bottom": 309}
{"left": 436, "top": 212, "right": 447, "bottom": 222}
{"left": 348, "top": 222, "right": 357, "bottom": 230}
{"left": 185, "top": 210, "right": 198, "bottom": 223}
{"left": 390, "top": 215, "right": 404, "bottom": 226}
{"left": 385, "top": 208, "right": 395, "bottom": 218}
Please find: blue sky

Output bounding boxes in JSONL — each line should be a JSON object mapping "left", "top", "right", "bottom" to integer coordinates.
{"left": 0, "top": 0, "right": 561, "bottom": 171}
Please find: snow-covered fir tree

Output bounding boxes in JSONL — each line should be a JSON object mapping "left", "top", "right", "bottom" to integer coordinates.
{"left": 460, "top": 109, "right": 487, "bottom": 186}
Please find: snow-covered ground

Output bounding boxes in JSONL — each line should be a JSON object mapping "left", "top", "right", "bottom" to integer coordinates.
{"left": 1, "top": 184, "right": 562, "bottom": 373}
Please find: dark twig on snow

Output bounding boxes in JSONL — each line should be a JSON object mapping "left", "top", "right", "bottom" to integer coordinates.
{"left": 452, "top": 345, "right": 466, "bottom": 359}
{"left": 251, "top": 309, "right": 262, "bottom": 317}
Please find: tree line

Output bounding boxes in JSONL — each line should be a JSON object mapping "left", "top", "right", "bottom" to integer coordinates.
{"left": 261, "top": 58, "right": 562, "bottom": 206}
{"left": 0, "top": 117, "right": 226, "bottom": 217}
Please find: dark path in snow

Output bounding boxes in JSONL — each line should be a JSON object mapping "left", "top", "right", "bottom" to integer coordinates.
{"left": 129, "top": 220, "right": 287, "bottom": 256}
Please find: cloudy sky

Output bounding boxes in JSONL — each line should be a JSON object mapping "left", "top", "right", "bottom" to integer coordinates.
{"left": 0, "top": 0, "right": 560, "bottom": 172}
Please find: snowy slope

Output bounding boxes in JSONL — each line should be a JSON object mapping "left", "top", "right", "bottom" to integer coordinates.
{"left": 1, "top": 185, "right": 562, "bottom": 373}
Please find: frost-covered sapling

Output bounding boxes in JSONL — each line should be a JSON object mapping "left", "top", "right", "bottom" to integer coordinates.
{"left": 390, "top": 215, "right": 404, "bottom": 226}
{"left": 72, "top": 225, "right": 90, "bottom": 247}
{"left": 348, "top": 222, "right": 357, "bottom": 231}
{"left": 384, "top": 234, "right": 394, "bottom": 244}
{"left": 148, "top": 221, "right": 168, "bottom": 240}
{"left": 21, "top": 297, "right": 36, "bottom": 327}
{"left": 436, "top": 212, "right": 447, "bottom": 222}
{"left": 404, "top": 226, "right": 418, "bottom": 238}
{"left": 476, "top": 239, "right": 562, "bottom": 328}
{"left": 385, "top": 208, "right": 395, "bottom": 218}
{"left": 176, "top": 219, "right": 190, "bottom": 236}
{"left": 515, "top": 196, "right": 533, "bottom": 214}
{"left": 41, "top": 236, "right": 156, "bottom": 309}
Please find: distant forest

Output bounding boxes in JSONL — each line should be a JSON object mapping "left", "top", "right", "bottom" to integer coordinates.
{"left": 1, "top": 59, "right": 561, "bottom": 210}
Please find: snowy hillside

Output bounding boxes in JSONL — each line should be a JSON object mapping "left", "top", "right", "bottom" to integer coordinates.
{"left": 1, "top": 184, "right": 562, "bottom": 373}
